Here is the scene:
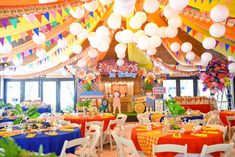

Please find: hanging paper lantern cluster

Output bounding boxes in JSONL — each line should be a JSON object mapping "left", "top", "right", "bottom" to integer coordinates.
{"left": 84, "top": 0, "right": 99, "bottom": 12}
{"left": 181, "top": 42, "right": 192, "bottom": 53}
{"left": 129, "top": 12, "right": 147, "bottom": 29}
{"left": 107, "top": 13, "right": 122, "bottom": 29}
{"left": 169, "top": 0, "right": 189, "bottom": 11}
{"left": 170, "top": 42, "right": 180, "bottom": 52}
{"left": 202, "top": 37, "right": 216, "bottom": 50}
{"left": 143, "top": 0, "right": 159, "bottom": 14}
{"left": 200, "top": 58, "right": 231, "bottom": 94}
{"left": 72, "top": 44, "right": 83, "bottom": 54}
{"left": 200, "top": 52, "right": 213, "bottom": 66}
{"left": 113, "top": 0, "right": 136, "bottom": 17}
{"left": 32, "top": 32, "right": 46, "bottom": 45}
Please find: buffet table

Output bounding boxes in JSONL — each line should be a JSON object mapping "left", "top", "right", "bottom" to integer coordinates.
{"left": 131, "top": 125, "right": 223, "bottom": 157}
{"left": 219, "top": 111, "right": 235, "bottom": 126}
{"left": 181, "top": 104, "right": 211, "bottom": 113}
{"left": 64, "top": 115, "right": 115, "bottom": 137}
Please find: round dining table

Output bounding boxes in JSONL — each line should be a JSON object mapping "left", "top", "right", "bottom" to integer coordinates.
{"left": 1, "top": 128, "right": 81, "bottom": 155}
{"left": 131, "top": 125, "right": 223, "bottom": 157}
{"left": 219, "top": 110, "right": 235, "bottom": 126}
{"left": 64, "top": 115, "right": 116, "bottom": 137}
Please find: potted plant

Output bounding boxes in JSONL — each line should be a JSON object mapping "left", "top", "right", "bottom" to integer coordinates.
{"left": 165, "top": 99, "right": 186, "bottom": 130}
{"left": 144, "top": 81, "right": 154, "bottom": 96}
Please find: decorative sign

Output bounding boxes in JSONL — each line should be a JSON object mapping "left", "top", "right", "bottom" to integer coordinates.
{"left": 97, "top": 59, "right": 138, "bottom": 78}
{"left": 152, "top": 87, "right": 166, "bottom": 94}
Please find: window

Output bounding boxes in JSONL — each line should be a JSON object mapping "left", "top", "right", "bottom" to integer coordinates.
{"left": 43, "top": 81, "right": 56, "bottom": 112}
{"left": 6, "top": 81, "right": 21, "bottom": 104}
{"left": 180, "top": 79, "right": 194, "bottom": 96}
{"left": 25, "top": 81, "right": 39, "bottom": 100}
{"left": 197, "top": 80, "right": 211, "bottom": 97}
{"left": 60, "top": 81, "right": 74, "bottom": 112}
{"left": 163, "top": 80, "right": 176, "bottom": 99}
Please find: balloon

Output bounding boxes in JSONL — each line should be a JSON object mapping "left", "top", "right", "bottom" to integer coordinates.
{"left": 169, "top": 0, "right": 189, "bottom": 11}
{"left": 77, "top": 59, "right": 86, "bottom": 68}
{"left": 163, "top": 5, "right": 178, "bottom": 19}
{"left": 186, "top": 51, "right": 195, "bottom": 61}
{"left": 144, "top": 22, "right": 159, "bottom": 36}
{"left": 135, "top": 11, "right": 147, "bottom": 24}
{"left": 168, "top": 15, "right": 182, "bottom": 28}
{"left": 210, "top": 5, "right": 229, "bottom": 22}
{"left": 13, "top": 57, "right": 23, "bottom": 66}
{"left": 202, "top": 37, "right": 216, "bottom": 49}
{"left": 84, "top": 1, "right": 99, "bottom": 11}
{"left": 165, "top": 26, "right": 178, "bottom": 38}
{"left": 117, "top": 59, "right": 125, "bottom": 66}
{"left": 88, "top": 49, "right": 98, "bottom": 58}
{"left": 157, "top": 27, "right": 167, "bottom": 38}
{"left": 60, "top": 54, "right": 69, "bottom": 62}
{"left": 133, "top": 30, "right": 146, "bottom": 43}
{"left": 120, "top": 29, "right": 134, "bottom": 43}
{"left": 96, "top": 26, "right": 110, "bottom": 37}
{"left": 115, "top": 31, "right": 122, "bottom": 42}
{"left": 117, "top": 52, "right": 126, "bottom": 59}
{"left": 228, "top": 63, "right": 235, "bottom": 73}
{"left": 69, "top": 23, "right": 83, "bottom": 36}
{"left": 36, "top": 48, "right": 46, "bottom": 58}
{"left": 181, "top": 42, "right": 192, "bottom": 53}
{"left": 143, "top": 0, "right": 159, "bottom": 14}
{"left": 137, "top": 35, "right": 150, "bottom": 50}
{"left": 129, "top": 17, "right": 143, "bottom": 29}
{"left": 146, "top": 47, "right": 157, "bottom": 56}
{"left": 107, "top": 13, "right": 122, "bottom": 29}
{"left": 170, "top": 42, "right": 180, "bottom": 52}
{"left": 99, "top": 0, "right": 113, "bottom": 5}
{"left": 115, "top": 43, "right": 127, "bottom": 54}
{"left": 57, "top": 38, "right": 68, "bottom": 48}
{"left": 32, "top": 32, "right": 46, "bottom": 45}
{"left": 70, "top": 6, "right": 85, "bottom": 19}
{"left": 150, "top": 35, "right": 161, "bottom": 48}
{"left": 201, "top": 52, "right": 213, "bottom": 62}
{"left": 209, "top": 23, "right": 226, "bottom": 38}
{"left": 72, "top": 44, "right": 82, "bottom": 54}
{"left": 0, "top": 41, "right": 12, "bottom": 54}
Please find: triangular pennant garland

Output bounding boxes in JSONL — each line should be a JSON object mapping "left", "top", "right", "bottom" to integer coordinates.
{"left": 1, "top": 19, "right": 8, "bottom": 29}
{"left": 35, "top": 14, "right": 42, "bottom": 23}
{"left": 9, "top": 18, "right": 18, "bottom": 29}
{"left": 33, "top": 28, "right": 39, "bottom": 35}
{"left": 43, "top": 12, "right": 50, "bottom": 21}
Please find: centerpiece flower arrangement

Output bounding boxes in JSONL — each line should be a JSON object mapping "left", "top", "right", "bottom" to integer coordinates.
{"left": 165, "top": 99, "right": 186, "bottom": 130}
{"left": 76, "top": 100, "right": 92, "bottom": 116}
{"left": 200, "top": 58, "right": 231, "bottom": 94}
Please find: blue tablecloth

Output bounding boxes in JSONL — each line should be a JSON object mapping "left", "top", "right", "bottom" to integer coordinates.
{"left": 0, "top": 118, "right": 14, "bottom": 123}
{"left": 182, "top": 115, "right": 204, "bottom": 122}
{"left": 22, "top": 106, "right": 51, "bottom": 114}
{"left": 5, "top": 128, "right": 81, "bottom": 155}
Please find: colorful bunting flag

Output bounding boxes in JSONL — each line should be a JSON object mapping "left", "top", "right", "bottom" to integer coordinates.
{"left": 0, "top": 38, "right": 4, "bottom": 45}
{"left": 231, "top": 46, "right": 235, "bottom": 53}
{"left": 65, "top": 8, "right": 70, "bottom": 15}
{"left": 33, "top": 28, "right": 39, "bottom": 35}
{"left": 225, "top": 44, "right": 230, "bottom": 51}
{"left": 186, "top": 27, "right": 192, "bottom": 33}
{"left": 43, "top": 12, "right": 50, "bottom": 21}
{"left": 50, "top": 10, "right": 57, "bottom": 18}
{"left": 51, "top": 20, "right": 58, "bottom": 28}
{"left": 58, "top": 33, "right": 63, "bottom": 39}
{"left": 58, "top": 9, "right": 63, "bottom": 17}
{"left": 1, "top": 19, "right": 8, "bottom": 29}
{"left": 89, "top": 12, "right": 94, "bottom": 17}
{"left": 9, "top": 18, "right": 18, "bottom": 29}
{"left": 6, "top": 36, "right": 11, "bottom": 43}
{"left": 35, "top": 14, "right": 42, "bottom": 23}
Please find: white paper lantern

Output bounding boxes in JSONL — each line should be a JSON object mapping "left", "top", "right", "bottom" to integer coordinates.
{"left": 143, "top": 0, "right": 159, "bottom": 14}
{"left": 200, "top": 59, "right": 208, "bottom": 67}
{"left": 72, "top": 44, "right": 83, "bottom": 54}
{"left": 88, "top": 49, "right": 98, "bottom": 58}
{"left": 115, "top": 31, "right": 122, "bottom": 42}
{"left": 117, "top": 52, "right": 126, "bottom": 59}
{"left": 163, "top": 5, "right": 178, "bottom": 19}
{"left": 165, "top": 26, "right": 178, "bottom": 38}
{"left": 115, "top": 43, "right": 127, "bottom": 54}
{"left": 57, "top": 38, "right": 68, "bottom": 48}
{"left": 202, "top": 37, "right": 216, "bottom": 49}
{"left": 228, "top": 63, "right": 235, "bottom": 73}
{"left": 133, "top": 30, "right": 146, "bottom": 43}
{"left": 107, "top": 13, "right": 122, "bottom": 29}
{"left": 120, "top": 30, "right": 134, "bottom": 43}
{"left": 36, "top": 48, "right": 46, "bottom": 58}
{"left": 186, "top": 51, "right": 195, "bottom": 61}
{"left": 144, "top": 23, "right": 158, "bottom": 36}
{"left": 150, "top": 35, "right": 161, "bottom": 48}
{"left": 137, "top": 35, "right": 150, "bottom": 50}
{"left": 169, "top": 0, "right": 189, "bottom": 11}
{"left": 170, "top": 42, "right": 180, "bottom": 52}
{"left": 69, "top": 23, "right": 83, "bottom": 36}
{"left": 96, "top": 26, "right": 110, "bottom": 37}
{"left": 129, "top": 17, "right": 142, "bottom": 30}
{"left": 209, "top": 23, "right": 226, "bottom": 38}
{"left": 78, "top": 28, "right": 88, "bottom": 40}
{"left": 98, "top": 43, "right": 109, "bottom": 52}
{"left": 201, "top": 52, "right": 213, "bottom": 62}
{"left": 99, "top": 0, "right": 113, "bottom": 5}
{"left": 146, "top": 47, "right": 157, "bottom": 56}
{"left": 77, "top": 59, "right": 86, "bottom": 68}
{"left": 135, "top": 11, "right": 147, "bottom": 24}
{"left": 114, "top": 0, "right": 136, "bottom": 17}
{"left": 168, "top": 15, "right": 182, "bottom": 28}
{"left": 60, "top": 54, "right": 69, "bottom": 62}
{"left": 157, "top": 27, "right": 167, "bottom": 38}
{"left": 117, "top": 59, "right": 125, "bottom": 66}
{"left": 13, "top": 57, "right": 23, "bottom": 66}
{"left": 181, "top": 42, "right": 192, "bottom": 53}
{"left": 0, "top": 41, "right": 12, "bottom": 54}
{"left": 70, "top": 6, "right": 85, "bottom": 19}
{"left": 210, "top": 5, "right": 229, "bottom": 23}
{"left": 84, "top": 1, "right": 99, "bottom": 11}
{"left": 32, "top": 32, "right": 46, "bottom": 45}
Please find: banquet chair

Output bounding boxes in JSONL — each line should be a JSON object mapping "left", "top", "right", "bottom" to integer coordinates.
{"left": 85, "top": 121, "right": 104, "bottom": 152}
{"left": 206, "top": 124, "right": 227, "bottom": 140}
{"left": 103, "top": 119, "right": 118, "bottom": 150}
{"left": 152, "top": 144, "right": 188, "bottom": 157}
{"left": 116, "top": 113, "right": 127, "bottom": 126}
{"left": 121, "top": 124, "right": 137, "bottom": 140}
{"left": 60, "top": 136, "right": 90, "bottom": 157}
{"left": 226, "top": 116, "right": 235, "bottom": 140}
{"left": 199, "top": 142, "right": 234, "bottom": 157}
{"left": 137, "top": 114, "right": 150, "bottom": 125}
{"left": 206, "top": 116, "right": 221, "bottom": 126}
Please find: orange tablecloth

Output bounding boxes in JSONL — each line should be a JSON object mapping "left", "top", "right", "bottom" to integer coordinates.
{"left": 181, "top": 104, "right": 211, "bottom": 113}
{"left": 219, "top": 111, "right": 235, "bottom": 126}
{"left": 131, "top": 126, "right": 223, "bottom": 157}
{"left": 64, "top": 115, "right": 115, "bottom": 137}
